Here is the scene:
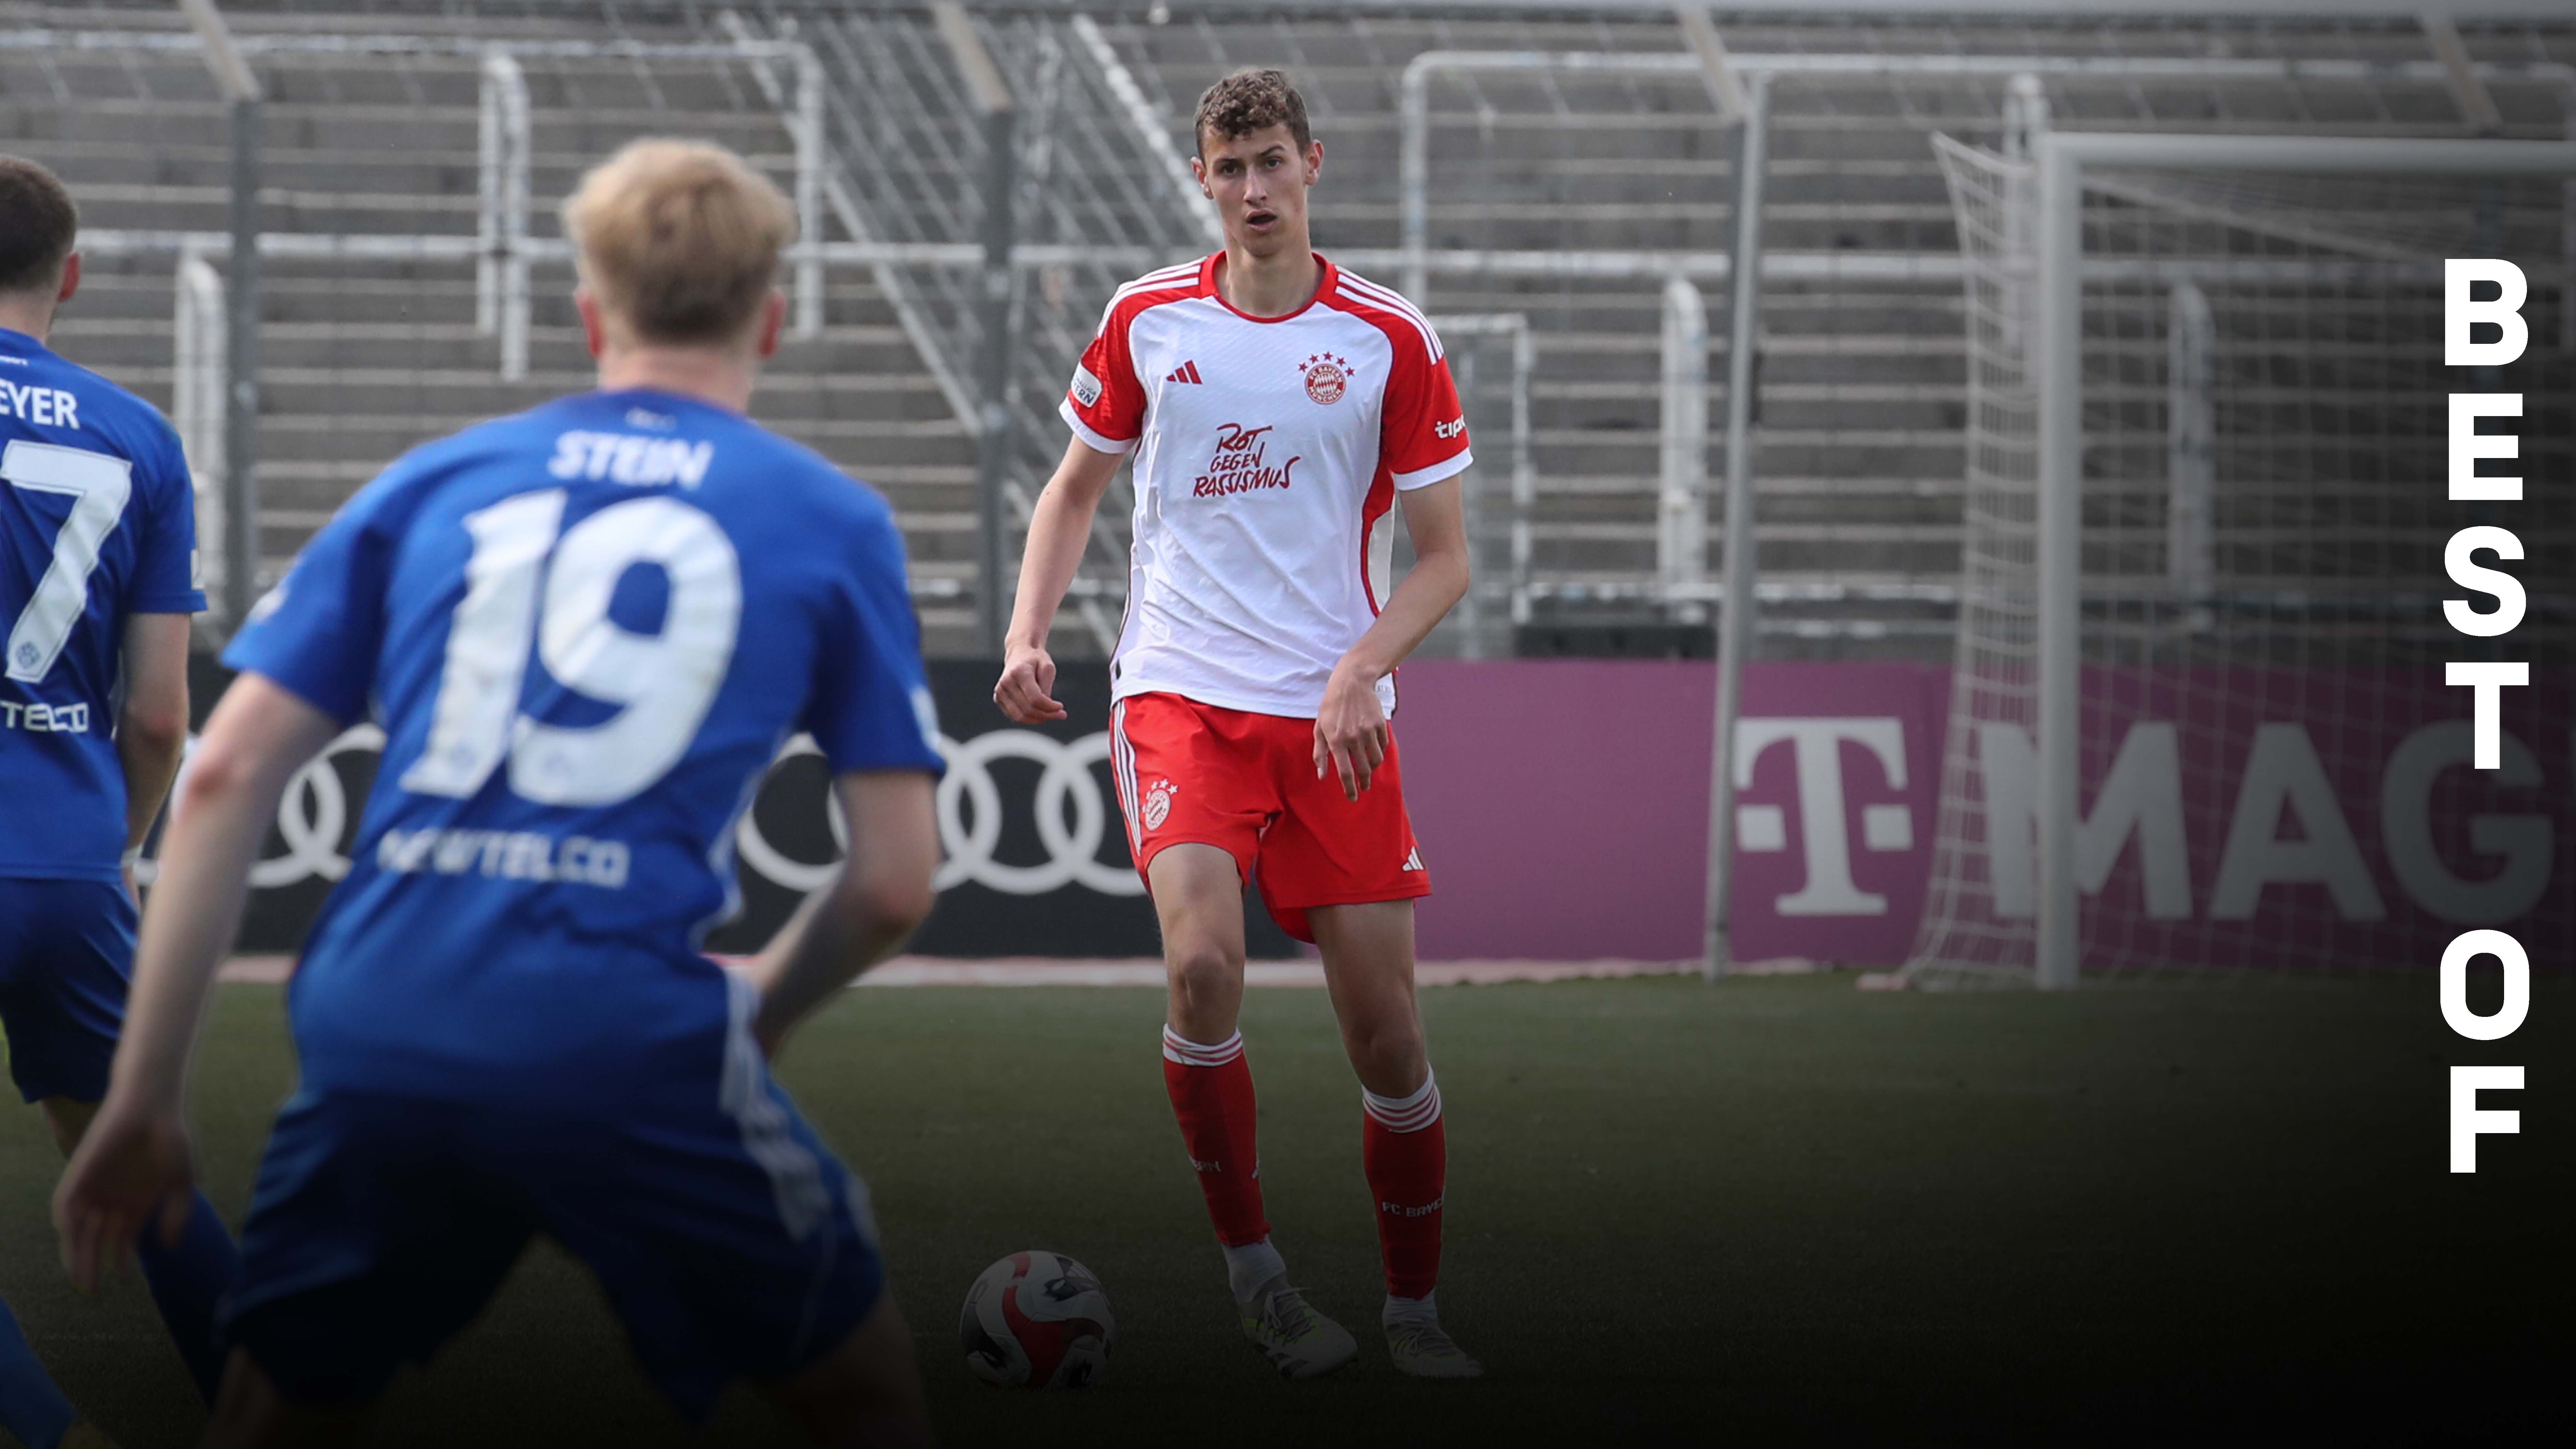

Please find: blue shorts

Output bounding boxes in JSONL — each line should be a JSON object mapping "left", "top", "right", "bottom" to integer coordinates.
{"left": 223, "top": 986, "right": 885, "bottom": 1419}
{"left": 0, "top": 876, "right": 136, "bottom": 1104}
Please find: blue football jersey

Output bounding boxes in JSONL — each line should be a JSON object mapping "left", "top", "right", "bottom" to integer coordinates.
{"left": 0, "top": 326, "right": 207, "bottom": 881}
{"left": 224, "top": 388, "right": 942, "bottom": 1105}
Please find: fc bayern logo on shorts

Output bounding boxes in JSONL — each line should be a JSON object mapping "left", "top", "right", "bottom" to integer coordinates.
{"left": 1301, "top": 353, "right": 1351, "bottom": 405}
{"left": 1143, "top": 778, "right": 1176, "bottom": 831}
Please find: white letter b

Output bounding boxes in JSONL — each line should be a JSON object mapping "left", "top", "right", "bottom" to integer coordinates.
{"left": 2445, "top": 260, "right": 2527, "bottom": 367}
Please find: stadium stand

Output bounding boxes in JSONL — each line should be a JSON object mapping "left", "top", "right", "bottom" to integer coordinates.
{"left": 6, "top": 2, "right": 2572, "bottom": 658}
{"left": 1105, "top": 7, "right": 2575, "bottom": 653}
{"left": 2, "top": 0, "right": 984, "bottom": 643}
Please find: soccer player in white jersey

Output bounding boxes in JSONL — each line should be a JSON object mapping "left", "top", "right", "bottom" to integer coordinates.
{"left": 995, "top": 68, "right": 1480, "bottom": 1380}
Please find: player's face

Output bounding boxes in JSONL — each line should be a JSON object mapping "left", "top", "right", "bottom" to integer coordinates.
{"left": 1193, "top": 125, "right": 1323, "bottom": 258}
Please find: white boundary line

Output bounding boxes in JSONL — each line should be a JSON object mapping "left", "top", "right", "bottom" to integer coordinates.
{"left": 215, "top": 955, "right": 1731, "bottom": 987}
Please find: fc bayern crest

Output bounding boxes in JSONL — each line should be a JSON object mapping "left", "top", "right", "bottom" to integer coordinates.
{"left": 1301, "top": 353, "right": 1351, "bottom": 405}
{"left": 1142, "top": 779, "right": 1175, "bottom": 831}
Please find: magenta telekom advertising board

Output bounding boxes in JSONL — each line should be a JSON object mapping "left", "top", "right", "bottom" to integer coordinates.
{"left": 1395, "top": 660, "right": 2573, "bottom": 969}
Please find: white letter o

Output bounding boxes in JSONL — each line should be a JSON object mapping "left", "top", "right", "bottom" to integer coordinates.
{"left": 2439, "top": 930, "right": 2528, "bottom": 1042}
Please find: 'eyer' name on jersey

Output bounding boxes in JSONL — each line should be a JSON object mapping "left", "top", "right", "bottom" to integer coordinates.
{"left": 1, "top": 325, "right": 204, "bottom": 881}
{"left": 0, "top": 380, "right": 80, "bottom": 428}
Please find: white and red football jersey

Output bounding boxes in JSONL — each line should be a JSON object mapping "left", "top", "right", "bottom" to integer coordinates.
{"left": 1059, "top": 252, "right": 1472, "bottom": 718}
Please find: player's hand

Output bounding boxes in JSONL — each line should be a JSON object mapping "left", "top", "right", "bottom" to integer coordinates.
{"left": 994, "top": 643, "right": 1067, "bottom": 724}
{"left": 1313, "top": 662, "right": 1389, "bottom": 801}
{"left": 54, "top": 1095, "right": 198, "bottom": 1296}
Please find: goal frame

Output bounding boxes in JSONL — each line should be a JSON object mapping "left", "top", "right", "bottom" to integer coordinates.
{"left": 2026, "top": 132, "right": 2576, "bottom": 988}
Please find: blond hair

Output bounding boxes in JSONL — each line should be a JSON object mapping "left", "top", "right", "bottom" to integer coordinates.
{"left": 560, "top": 139, "right": 795, "bottom": 345}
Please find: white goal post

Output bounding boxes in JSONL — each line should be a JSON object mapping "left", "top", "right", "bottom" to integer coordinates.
{"left": 1909, "top": 131, "right": 2576, "bottom": 990}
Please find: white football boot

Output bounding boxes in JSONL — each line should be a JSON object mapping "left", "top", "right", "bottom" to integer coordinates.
{"left": 1238, "top": 1282, "right": 1359, "bottom": 1378}
{"left": 1385, "top": 1316, "right": 1484, "bottom": 1379}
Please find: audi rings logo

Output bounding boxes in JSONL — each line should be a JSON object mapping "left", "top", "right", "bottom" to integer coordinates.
{"left": 139, "top": 727, "right": 1144, "bottom": 899}
{"left": 135, "top": 724, "right": 387, "bottom": 891}
{"left": 735, "top": 730, "right": 1142, "bottom": 897}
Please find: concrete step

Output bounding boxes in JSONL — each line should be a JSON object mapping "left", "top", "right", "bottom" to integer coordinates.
{"left": 250, "top": 368, "right": 960, "bottom": 425}
{"left": 63, "top": 262, "right": 912, "bottom": 332}
{"left": 246, "top": 412, "right": 970, "bottom": 471}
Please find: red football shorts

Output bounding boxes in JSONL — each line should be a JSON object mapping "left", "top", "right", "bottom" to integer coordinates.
{"left": 1108, "top": 691, "right": 1430, "bottom": 943}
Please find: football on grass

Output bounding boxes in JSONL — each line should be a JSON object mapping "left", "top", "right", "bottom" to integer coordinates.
{"left": 959, "top": 1251, "right": 1116, "bottom": 1389}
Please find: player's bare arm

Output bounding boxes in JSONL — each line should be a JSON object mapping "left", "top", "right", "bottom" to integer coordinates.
{"left": 55, "top": 674, "right": 338, "bottom": 1294}
{"left": 112, "top": 612, "right": 191, "bottom": 900}
{"left": 745, "top": 769, "right": 939, "bottom": 1057}
{"left": 993, "top": 434, "right": 1125, "bottom": 725}
{"left": 1313, "top": 475, "right": 1469, "bottom": 800}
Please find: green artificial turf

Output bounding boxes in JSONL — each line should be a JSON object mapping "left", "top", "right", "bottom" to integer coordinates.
{"left": 3, "top": 972, "right": 2564, "bottom": 1447}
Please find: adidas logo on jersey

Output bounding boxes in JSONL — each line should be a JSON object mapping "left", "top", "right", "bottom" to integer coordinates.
{"left": 1402, "top": 846, "right": 1424, "bottom": 872}
{"left": 1165, "top": 360, "right": 1205, "bottom": 384}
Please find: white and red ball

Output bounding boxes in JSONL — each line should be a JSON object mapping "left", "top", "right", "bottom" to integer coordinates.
{"left": 959, "top": 1251, "right": 1116, "bottom": 1389}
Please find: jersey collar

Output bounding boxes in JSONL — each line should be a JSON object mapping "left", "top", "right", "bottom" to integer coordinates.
{"left": 1201, "top": 250, "right": 1338, "bottom": 325}
{"left": 0, "top": 326, "right": 52, "bottom": 359}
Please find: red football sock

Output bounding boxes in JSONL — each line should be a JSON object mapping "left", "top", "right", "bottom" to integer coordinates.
{"left": 1362, "top": 1070, "right": 1447, "bottom": 1301}
{"left": 1162, "top": 1027, "right": 1270, "bottom": 1247}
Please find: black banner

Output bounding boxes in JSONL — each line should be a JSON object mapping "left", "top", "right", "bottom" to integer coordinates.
{"left": 181, "top": 655, "right": 1295, "bottom": 960}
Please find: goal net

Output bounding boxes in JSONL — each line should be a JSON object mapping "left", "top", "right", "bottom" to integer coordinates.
{"left": 1904, "top": 133, "right": 2575, "bottom": 988}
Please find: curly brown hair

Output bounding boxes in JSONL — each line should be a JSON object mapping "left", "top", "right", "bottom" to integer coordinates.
{"left": 1193, "top": 68, "right": 1311, "bottom": 158}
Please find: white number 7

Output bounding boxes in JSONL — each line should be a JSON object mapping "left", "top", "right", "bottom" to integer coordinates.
{"left": 401, "top": 488, "right": 742, "bottom": 807}
{"left": 4, "top": 439, "right": 135, "bottom": 683}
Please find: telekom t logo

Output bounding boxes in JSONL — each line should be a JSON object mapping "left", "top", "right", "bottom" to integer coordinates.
{"left": 1729, "top": 718, "right": 1913, "bottom": 917}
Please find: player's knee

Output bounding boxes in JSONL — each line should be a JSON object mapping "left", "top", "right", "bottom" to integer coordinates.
{"left": 1166, "top": 944, "right": 1243, "bottom": 1019}
{"left": 1341, "top": 1017, "right": 1428, "bottom": 1092}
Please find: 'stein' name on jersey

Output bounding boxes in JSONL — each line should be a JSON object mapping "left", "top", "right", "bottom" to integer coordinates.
{"left": 0, "top": 699, "right": 91, "bottom": 733}
{"left": 545, "top": 430, "right": 716, "bottom": 488}
{"left": 0, "top": 381, "right": 80, "bottom": 428}
{"left": 375, "top": 826, "right": 632, "bottom": 888}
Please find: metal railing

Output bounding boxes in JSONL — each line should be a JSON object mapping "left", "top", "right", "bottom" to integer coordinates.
{"left": 171, "top": 251, "right": 228, "bottom": 626}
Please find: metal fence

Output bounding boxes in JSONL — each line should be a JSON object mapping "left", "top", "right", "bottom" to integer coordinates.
{"left": 10, "top": 4, "right": 2574, "bottom": 667}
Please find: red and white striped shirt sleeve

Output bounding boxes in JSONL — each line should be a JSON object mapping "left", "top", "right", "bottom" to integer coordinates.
{"left": 1378, "top": 316, "right": 1472, "bottom": 490}
{"left": 1062, "top": 300, "right": 1147, "bottom": 454}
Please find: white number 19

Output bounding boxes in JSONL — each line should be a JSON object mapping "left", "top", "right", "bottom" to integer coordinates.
{"left": 401, "top": 489, "right": 742, "bottom": 807}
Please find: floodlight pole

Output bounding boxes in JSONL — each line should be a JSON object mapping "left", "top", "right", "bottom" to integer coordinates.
{"left": 1703, "top": 73, "right": 1768, "bottom": 982}
{"left": 2032, "top": 135, "right": 2083, "bottom": 992}
{"left": 793, "top": 45, "right": 827, "bottom": 338}
{"left": 2166, "top": 280, "right": 2216, "bottom": 615}
{"left": 476, "top": 50, "right": 532, "bottom": 381}
{"left": 936, "top": 0, "right": 1019, "bottom": 659}
{"left": 181, "top": 0, "right": 265, "bottom": 636}
{"left": 1657, "top": 278, "right": 1709, "bottom": 618}
{"left": 223, "top": 105, "right": 263, "bottom": 633}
